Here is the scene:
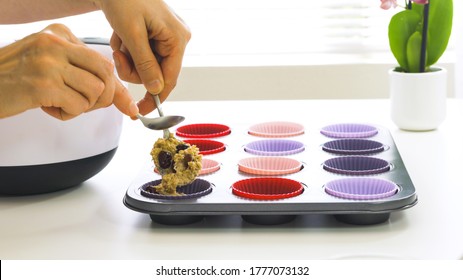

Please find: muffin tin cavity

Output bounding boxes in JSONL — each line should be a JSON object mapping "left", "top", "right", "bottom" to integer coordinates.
{"left": 244, "top": 139, "right": 305, "bottom": 156}
{"left": 248, "top": 121, "right": 304, "bottom": 138}
{"left": 324, "top": 178, "right": 399, "bottom": 200}
{"left": 183, "top": 139, "right": 226, "bottom": 155}
{"left": 124, "top": 122, "right": 417, "bottom": 226}
{"left": 176, "top": 123, "right": 231, "bottom": 138}
{"left": 322, "top": 139, "right": 385, "bottom": 155}
{"left": 232, "top": 177, "right": 304, "bottom": 200}
{"left": 140, "top": 178, "right": 212, "bottom": 200}
{"left": 238, "top": 157, "right": 302, "bottom": 176}
{"left": 320, "top": 123, "right": 378, "bottom": 138}
{"left": 323, "top": 156, "right": 391, "bottom": 175}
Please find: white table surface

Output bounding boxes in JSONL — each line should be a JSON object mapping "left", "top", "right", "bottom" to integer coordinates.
{"left": 1, "top": 99, "right": 463, "bottom": 260}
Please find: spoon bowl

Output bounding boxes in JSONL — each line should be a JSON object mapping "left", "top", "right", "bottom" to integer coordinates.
{"left": 137, "top": 114, "right": 185, "bottom": 130}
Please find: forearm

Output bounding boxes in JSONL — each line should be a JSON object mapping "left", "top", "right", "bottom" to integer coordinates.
{"left": 0, "top": 0, "right": 102, "bottom": 24}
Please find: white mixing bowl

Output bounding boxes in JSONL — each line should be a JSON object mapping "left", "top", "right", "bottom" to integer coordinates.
{"left": 0, "top": 39, "right": 123, "bottom": 195}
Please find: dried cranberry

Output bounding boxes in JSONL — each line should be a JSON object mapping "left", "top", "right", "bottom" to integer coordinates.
{"left": 158, "top": 151, "right": 173, "bottom": 169}
{"left": 176, "top": 144, "right": 190, "bottom": 152}
{"left": 182, "top": 154, "right": 193, "bottom": 168}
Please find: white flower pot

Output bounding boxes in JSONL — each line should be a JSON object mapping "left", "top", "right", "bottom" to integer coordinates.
{"left": 389, "top": 67, "right": 447, "bottom": 131}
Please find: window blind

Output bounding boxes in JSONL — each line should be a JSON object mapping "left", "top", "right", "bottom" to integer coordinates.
{"left": 167, "top": 0, "right": 399, "bottom": 56}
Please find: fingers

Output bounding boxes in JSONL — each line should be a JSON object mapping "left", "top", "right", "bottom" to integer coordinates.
{"left": 112, "top": 79, "right": 139, "bottom": 117}
{"left": 40, "top": 25, "right": 136, "bottom": 119}
{"left": 136, "top": 91, "right": 156, "bottom": 116}
{"left": 110, "top": 31, "right": 122, "bottom": 51}
{"left": 125, "top": 37, "right": 164, "bottom": 94}
{"left": 41, "top": 23, "right": 85, "bottom": 46}
{"left": 40, "top": 85, "right": 93, "bottom": 120}
{"left": 113, "top": 49, "right": 142, "bottom": 84}
{"left": 62, "top": 65, "right": 106, "bottom": 109}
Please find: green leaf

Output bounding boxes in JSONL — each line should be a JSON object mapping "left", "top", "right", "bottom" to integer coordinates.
{"left": 426, "top": 0, "right": 453, "bottom": 66}
{"left": 406, "top": 31, "right": 423, "bottom": 73}
{"left": 388, "top": 10, "right": 421, "bottom": 72}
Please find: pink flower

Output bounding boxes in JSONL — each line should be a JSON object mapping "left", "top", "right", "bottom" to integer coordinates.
{"left": 380, "top": 0, "right": 398, "bottom": 10}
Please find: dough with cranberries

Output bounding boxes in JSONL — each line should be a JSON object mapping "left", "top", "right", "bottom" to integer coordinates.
{"left": 150, "top": 133, "right": 202, "bottom": 195}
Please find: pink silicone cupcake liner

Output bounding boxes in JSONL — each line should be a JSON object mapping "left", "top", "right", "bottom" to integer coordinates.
{"left": 183, "top": 139, "right": 226, "bottom": 155}
{"left": 244, "top": 139, "right": 305, "bottom": 156}
{"left": 322, "top": 139, "right": 385, "bottom": 155}
{"left": 323, "top": 156, "right": 390, "bottom": 175}
{"left": 154, "top": 158, "right": 221, "bottom": 175}
{"left": 238, "top": 157, "right": 302, "bottom": 176}
{"left": 320, "top": 123, "right": 378, "bottom": 138}
{"left": 140, "top": 178, "right": 212, "bottom": 200}
{"left": 176, "top": 123, "right": 231, "bottom": 138}
{"left": 325, "top": 177, "right": 399, "bottom": 200}
{"left": 232, "top": 177, "right": 304, "bottom": 200}
{"left": 199, "top": 158, "right": 221, "bottom": 175}
{"left": 248, "top": 121, "right": 304, "bottom": 138}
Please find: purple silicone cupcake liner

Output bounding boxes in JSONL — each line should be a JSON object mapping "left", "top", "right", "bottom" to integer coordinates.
{"left": 244, "top": 139, "right": 305, "bottom": 156}
{"left": 140, "top": 178, "right": 212, "bottom": 200}
{"left": 323, "top": 156, "right": 390, "bottom": 175}
{"left": 325, "top": 177, "right": 399, "bottom": 200}
{"left": 322, "top": 139, "right": 385, "bottom": 155}
{"left": 320, "top": 123, "right": 378, "bottom": 138}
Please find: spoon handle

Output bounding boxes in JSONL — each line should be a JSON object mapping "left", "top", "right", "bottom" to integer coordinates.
{"left": 153, "top": 95, "right": 164, "bottom": 117}
{"left": 152, "top": 95, "right": 170, "bottom": 138}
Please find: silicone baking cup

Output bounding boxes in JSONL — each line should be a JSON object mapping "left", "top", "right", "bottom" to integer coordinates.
{"left": 184, "top": 139, "right": 226, "bottom": 155}
{"left": 232, "top": 177, "right": 304, "bottom": 200}
{"left": 154, "top": 158, "right": 220, "bottom": 175}
{"left": 244, "top": 139, "right": 305, "bottom": 156}
{"left": 248, "top": 121, "right": 304, "bottom": 138}
{"left": 324, "top": 178, "right": 399, "bottom": 200}
{"left": 140, "top": 178, "right": 212, "bottom": 200}
{"left": 320, "top": 123, "right": 378, "bottom": 138}
{"left": 238, "top": 157, "right": 302, "bottom": 176}
{"left": 199, "top": 158, "right": 221, "bottom": 175}
{"left": 176, "top": 123, "right": 231, "bottom": 138}
{"left": 322, "top": 139, "right": 385, "bottom": 155}
{"left": 323, "top": 156, "right": 390, "bottom": 175}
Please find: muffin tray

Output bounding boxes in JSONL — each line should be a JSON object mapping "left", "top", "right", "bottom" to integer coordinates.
{"left": 123, "top": 122, "right": 417, "bottom": 225}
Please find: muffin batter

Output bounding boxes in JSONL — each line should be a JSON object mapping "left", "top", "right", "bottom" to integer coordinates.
{"left": 150, "top": 133, "right": 202, "bottom": 195}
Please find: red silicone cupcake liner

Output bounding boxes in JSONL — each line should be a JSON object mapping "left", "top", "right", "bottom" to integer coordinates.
{"left": 176, "top": 123, "right": 231, "bottom": 138}
{"left": 232, "top": 177, "right": 304, "bottom": 200}
{"left": 183, "top": 139, "right": 226, "bottom": 155}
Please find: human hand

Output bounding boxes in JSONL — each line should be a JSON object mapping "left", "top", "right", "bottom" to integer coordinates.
{"left": 0, "top": 23, "right": 139, "bottom": 120}
{"left": 98, "top": 0, "right": 191, "bottom": 115}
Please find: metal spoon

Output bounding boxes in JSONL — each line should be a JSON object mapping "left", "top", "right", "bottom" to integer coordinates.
{"left": 136, "top": 95, "right": 184, "bottom": 138}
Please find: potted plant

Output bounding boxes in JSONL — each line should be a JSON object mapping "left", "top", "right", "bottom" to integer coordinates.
{"left": 381, "top": 0, "right": 453, "bottom": 131}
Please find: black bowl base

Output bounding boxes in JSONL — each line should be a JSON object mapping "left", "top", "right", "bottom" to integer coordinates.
{"left": 0, "top": 148, "right": 117, "bottom": 196}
